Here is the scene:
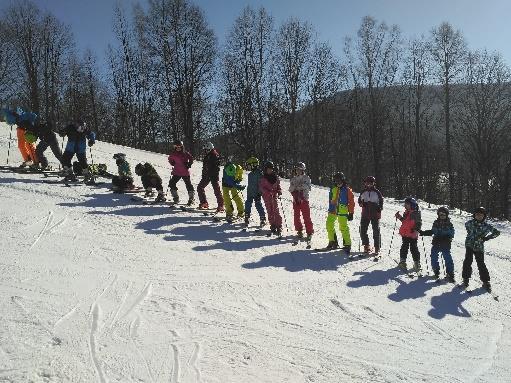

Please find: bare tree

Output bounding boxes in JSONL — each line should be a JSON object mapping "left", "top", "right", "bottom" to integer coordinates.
{"left": 430, "top": 22, "right": 467, "bottom": 208}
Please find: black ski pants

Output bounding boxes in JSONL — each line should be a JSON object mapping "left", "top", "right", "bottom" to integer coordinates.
{"left": 169, "top": 175, "right": 194, "bottom": 192}
{"left": 360, "top": 218, "right": 381, "bottom": 250}
{"left": 400, "top": 237, "right": 420, "bottom": 263}
{"left": 462, "top": 247, "right": 490, "bottom": 283}
{"left": 35, "top": 132, "right": 62, "bottom": 167}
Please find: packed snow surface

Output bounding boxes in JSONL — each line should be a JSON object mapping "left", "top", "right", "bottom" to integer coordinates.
{"left": 0, "top": 122, "right": 510, "bottom": 382}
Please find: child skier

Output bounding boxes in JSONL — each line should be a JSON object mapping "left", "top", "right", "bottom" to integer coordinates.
{"left": 112, "top": 153, "right": 135, "bottom": 192}
{"left": 358, "top": 176, "right": 383, "bottom": 256}
{"left": 222, "top": 157, "right": 245, "bottom": 222}
{"left": 196, "top": 142, "right": 224, "bottom": 212}
{"left": 395, "top": 197, "right": 422, "bottom": 271}
{"left": 168, "top": 140, "right": 194, "bottom": 205}
{"left": 134, "top": 162, "right": 166, "bottom": 202}
{"left": 325, "top": 172, "right": 355, "bottom": 254}
{"left": 289, "top": 162, "right": 313, "bottom": 241}
{"left": 2, "top": 108, "right": 38, "bottom": 167}
{"left": 244, "top": 157, "right": 266, "bottom": 228}
{"left": 461, "top": 207, "right": 500, "bottom": 291}
{"left": 420, "top": 206, "right": 455, "bottom": 282}
{"left": 59, "top": 120, "right": 96, "bottom": 183}
{"left": 259, "top": 161, "right": 283, "bottom": 236}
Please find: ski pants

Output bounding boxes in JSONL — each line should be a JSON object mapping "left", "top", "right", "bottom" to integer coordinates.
{"left": 62, "top": 139, "right": 87, "bottom": 169}
{"left": 430, "top": 246, "right": 454, "bottom": 275}
{"left": 462, "top": 247, "right": 490, "bottom": 283}
{"left": 35, "top": 132, "right": 62, "bottom": 168}
{"left": 360, "top": 217, "right": 381, "bottom": 250}
{"left": 262, "top": 194, "right": 282, "bottom": 229}
{"left": 169, "top": 175, "right": 194, "bottom": 192}
{"left": 293, "top": 200, "right": 313, "bottom": 235}
{"left": 197, "top": 176, "right": 223, "bottom": 208}
{"left": 326, "top": 213, "right": 351, "bottom": 247}
{"left": 223, "top": 186, "right": 244, "bottom": 217}
{"left": 400, "top": 237, "right": 420, "bottom": 263}
{"left": 245, "top": 195, "right": 265, "bottom": 220}
{"left": 112, "top": 175, "right": 134, "bottom": 190}
{"left": 17, "top": 128, "right": 37, "bottom": 162}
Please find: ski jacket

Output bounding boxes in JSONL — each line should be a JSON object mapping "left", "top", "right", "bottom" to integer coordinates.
{"left": 138, "top": 163, "right": 162, "bottom": 189}
{"left": 26, "top": 121, "right": 56, "bottom": 143}
{"left": 398, "top": 209, "right": 422, "bottom": 239}
{"left": 201, "top": 149, "right": 221, "bottom": 181}
{"left": 247, "top": 168, "right": 263, "bottom": 198}
{"left": 222, "top": 163, "right": 244, "bottom": 189}
{"left": 289, "top": 174, "right": 311, "bottom": 202}
{"left": 60, "top": 123, "right": 95, "bottom": 143}
{"left": 421, "top": 219, "right": 454, "bottom": 249}
{"left": 358, "top": 187, "right": 383, "bottom": 220}
{"left": 259, "top": 173, "right": 282, "bottom": 198}
{"left": 168, "top": 150, "right": 193, "bottom": 177}
{"left": 328, "top": 184, "right": 355, "bottom": 216}
{"left": 465, "top": 219, "right": 500, "bottom": 253}
{"left": 116, "top": 159, "right": 132, "bottom": 177}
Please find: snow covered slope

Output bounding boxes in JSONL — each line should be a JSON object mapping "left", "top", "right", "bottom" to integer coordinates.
{"left": 0, "top": 122, "right": 510, "bottom": 383}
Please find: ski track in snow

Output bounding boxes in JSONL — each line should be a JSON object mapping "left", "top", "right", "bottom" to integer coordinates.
{"left": 468, "top": 321, "right": 503, "bottom": 383}
{"left": 188, "top": 342, "right": 202, "bottom": 383}
{"left": 29, "top": 210, "right": 53, "bottom": 249}
{"left": 121, "top": 282, "right": 152, "bottom": 320}
{"left": 89, "top": 303, "right": 107, "bottom": 383}
{"left": 129, "top": 314, "right": 155, "bottom": 383}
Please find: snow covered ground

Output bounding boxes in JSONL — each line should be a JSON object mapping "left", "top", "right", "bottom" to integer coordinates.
{"left": 0, "top": 122, "right": 510, "bottom": 383}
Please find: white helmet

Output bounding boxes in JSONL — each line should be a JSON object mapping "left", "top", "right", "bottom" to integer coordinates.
{"left": 295, "top": 162, "right": 306, "bottom": 171}
{"left": 203, "top": 141, "right": 214, "bottom": 150}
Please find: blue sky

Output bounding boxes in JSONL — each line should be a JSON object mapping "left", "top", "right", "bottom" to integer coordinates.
{"left": 3, "top": 0, "right": 511, "bottom": 77}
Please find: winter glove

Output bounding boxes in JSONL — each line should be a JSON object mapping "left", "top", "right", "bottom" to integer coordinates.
{"left": 395, "top": 212, "right": 402, "bottom": 220}
{"left": 186, "top": 162, "right": 192, "bottom": 169}
{"left": 418, "top": 230, "right": 424, "bottom": 235}
{"left": 348, "top": 213, "right": 354, "bottom": 221}
{"left": 170, "top": 160, "right": 176, "bottom": 166}
{"left": 88, "top": 139, "right": 95, "bottom": 147}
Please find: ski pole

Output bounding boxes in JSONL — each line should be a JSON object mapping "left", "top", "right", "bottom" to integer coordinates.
{"left": 89, "top": 146, "right": 94, "bottom": 166}
{"left": 59, "top": 136, "right": 65, "bottom": 170}
{"left": 385, "top": 217, "right": 399, "bottom": 266}
{"left": 358, "top": 224, "right": 361, "bottom": 252}
{"left": 420, "top": 236, "right": 429, "bottom": 275}
{"left": 6, "top": 124, "right": 13, "bottom": 165}
{"left": 278, "top": 196, "right": 289, "bottom": 233}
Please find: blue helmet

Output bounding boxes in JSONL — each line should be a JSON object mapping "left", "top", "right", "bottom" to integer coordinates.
{"left": 404, "top": 197, "right": 418, "bottom": 210}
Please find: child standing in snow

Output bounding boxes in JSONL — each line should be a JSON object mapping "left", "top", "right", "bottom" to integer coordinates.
{"left": 325, "top": 172, "right": 355, "bottom": 254}
{"left": 168, "top": 140, "right": 194, "bottom": 205}
{"left": 461, "top": 207, "right": 500, "bottom": 291}
{"left": 135, "top": 162, "right": 165, "bottom": 202}
{"left": 259, "top": 161, "right": 283, "bottom": 236}
{"left": 395, "top": 197, "right": 422, "bottom": 271}
{"left": 420, "top": 206, "right": 455, "bottom": 282}
{"left": 222, "top": 157, "right": 245, "bottom": 222}
{"left": 289, "top": 162, "right": 313, "bottom": 241}
{"left": 244, "top": 157, "right": 266, "bottom": 228}
{"left": 358, "top": 176, "right": 383, "bottom": 256}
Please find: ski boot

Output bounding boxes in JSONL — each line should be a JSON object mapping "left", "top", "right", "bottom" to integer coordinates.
{"left": 325, "top": 240, "right": 338, "bottom": 250}
{"left": 83, "top": 169, "right": 95, "bottom": 184}
{"left": 482, "top": 281, "right": 492, "bottom": 293}
{"left": 412, "top": 261, "right": 422, "bottom": 273}
{"left": 363, "top": 244, "right": 372, "bottom": 254}
{"left": 275, "top": 227, "right": 283, "bottom": 238}
{"left": 259, "top": 218, "right": 266, "bottom": 228}
{"left": 446, "top": 272, "right": 455, "bottom": 283}
{"left": 342, "top": 245, "right": 351, "bottom": 256}
{"left": 144, "top": 187, "right": 155, "bottom": 198}
{"left": 154, "top": 192, "right": 167, "bottom": 203}
{"left": 19, "top": 160, "right": 33, "bottom": 168}
{"left": 432, "top": 268, "right": 440, "bottom": 280}
{"left": 243, "top": 215, "right": 250, "bottom": 228}
{"left": 297, "top": 231, "right": 304, "bottom": 239}
{"left": 462, "top": 278, "right": 469, "bottom": 289}
{"left": 170, "top": 189, "right": 179, "bottom": 204}
{"left": 62, "top": 166, "right": 77, "bottom": 182}
{"left": 216, "top": 206, "right": 225, "bottom": 213}
{"left": 226, "top": 214, "right": 234, "bottom": 224}
{"left": 397, "top": 260, "right": 407, "bottom": 271}
{"left": 186, "top": 191, "right": 195, "bottom": 206}
{"left": 197, "top": 202, "right": 209, "bottom": 210}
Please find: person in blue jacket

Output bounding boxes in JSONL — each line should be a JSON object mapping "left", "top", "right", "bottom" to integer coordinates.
{"left": 59, "top": 121, "right": 95, "bottom": 182}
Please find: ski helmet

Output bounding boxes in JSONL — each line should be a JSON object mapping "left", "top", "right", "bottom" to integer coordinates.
{"left": 263, "top": 161, "right": 275, "bottom": 171}
{"left": 404, "top": 197, "right": 418, "bottom": 210}
{"left": 474, "top": 206, "right": 487, "bottom": 218}
{"left": 437, "top": 206, "right": 449, "bottom": 216}
{"left": 246, "top": 156, "right": 259, "bottom": 168}
{"left": 135, "top": 163, "right": 143, "bottom": 175}
{"left": 364, "top": 176, "right": 376, "bottom": 183}
{"left": 333, "top": 172, "right": 345, "bottom": 183}
{"left": 202, "top": 141, "right": 214, "bottom": 151}
{"left": 172, "top": 139, "right": 183, "bottom": 148}
{"left": 295, "top": 162, "right": 306, "bottom": 171}
{"left": 113, "top": 153, "right": 126, "bottom": 160}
